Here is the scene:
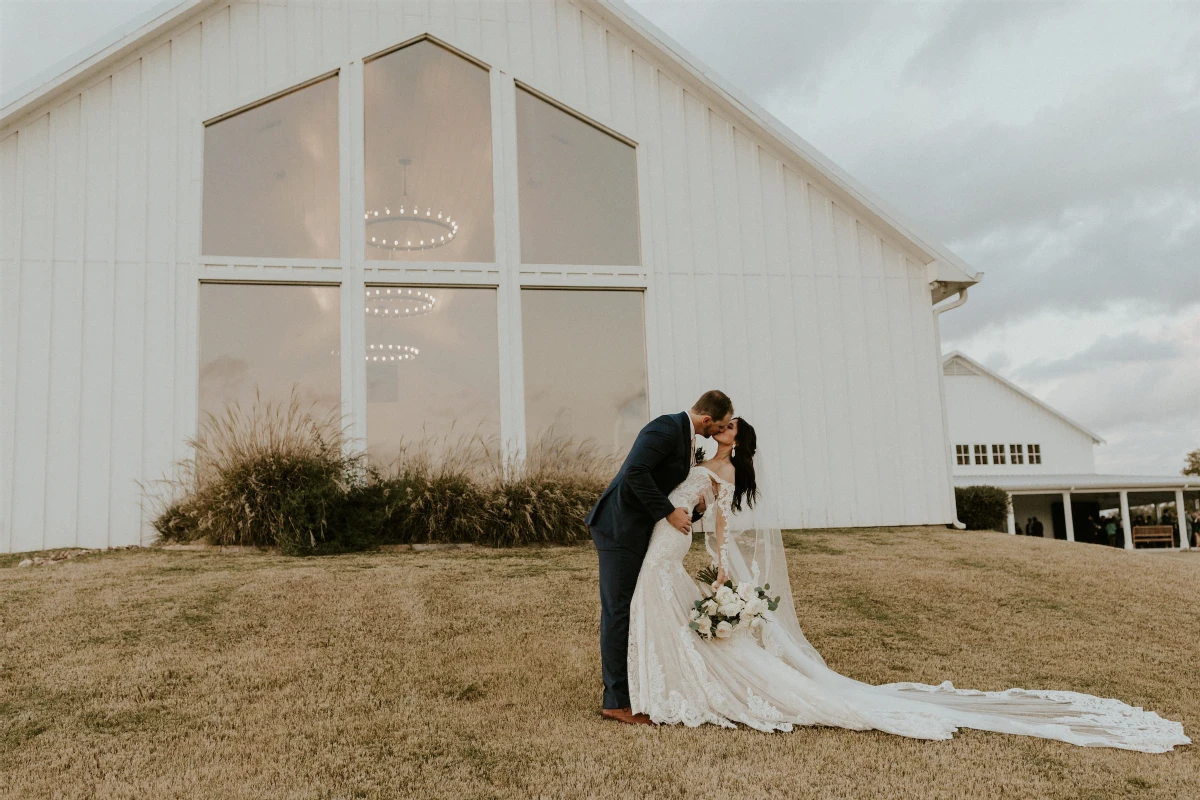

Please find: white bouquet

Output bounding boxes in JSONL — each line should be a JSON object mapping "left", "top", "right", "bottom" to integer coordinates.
{"left": 688, "top": 572, "right": 780, "bottom": 641}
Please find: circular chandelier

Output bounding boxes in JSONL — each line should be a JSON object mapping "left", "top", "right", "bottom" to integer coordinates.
{"left": 364, "top": 204, "right": 459, "bottom": 252}
{"left": 366, "top": 343, "right": 419, "bottom": 363}
{"left": 364, "top": 287, "right": 436, "bottom": 318}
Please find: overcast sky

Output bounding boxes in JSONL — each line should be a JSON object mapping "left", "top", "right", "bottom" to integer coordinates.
{"left": 3, "top": 0, "right": 1197, "bottom": 475}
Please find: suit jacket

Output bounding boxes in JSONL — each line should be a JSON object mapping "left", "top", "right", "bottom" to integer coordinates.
{"left": 587, "top": 412, "right": 693, "bottom": 555}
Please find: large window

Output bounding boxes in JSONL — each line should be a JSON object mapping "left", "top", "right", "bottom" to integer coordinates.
{"left": 1029, "top": 444, "right": 1042, "bottom": 465}
{"left": 516, "top": 87, "right": 639, "bottom": 266}
{"left": 955, "top": 445, "right": 969, "bottom": 465}
{"left": 198, "top": 283, "right": 341, "bottom": 420}
{"left": 365, "top": 286, "right": 500, "bottom": 463}
{"left": 202, "top": 77, "right": 340, "bottom": 259}
{"left": 974, "top": 444, "right": 988, "bottom": 465}
{"left": 521, "top": 289, "right": 648, "bottom": 456}
{"left": 1010, "top": 444, "right": 1024, "bottom": 465}
{"left": 992, "top": 444, "right": 1007, "bottom": 465}
{"left": 364, "top": 40, "right": 494, "bottom": 263}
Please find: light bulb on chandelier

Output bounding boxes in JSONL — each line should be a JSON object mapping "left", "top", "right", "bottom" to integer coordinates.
{"left": 365, "top": 203, "right": 460, "bottom": 252}
{"left": 365, "top": 343, "right": 420, "bottom": 363}
{"left": 364, "top": 287, "right": 436, "bottom": 318}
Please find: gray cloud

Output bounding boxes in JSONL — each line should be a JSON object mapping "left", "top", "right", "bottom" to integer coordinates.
{"left": 1014, "top": 331, "right": 1182, "bottom": 383}
{"left": 633, "top": 1, "right": 885, "bottom": 103}
{"left": 856, "top": 72, "right": 1200, "bottom": 243}
{"left": 902, "top": 2, "right": 1068, "bottom": 84}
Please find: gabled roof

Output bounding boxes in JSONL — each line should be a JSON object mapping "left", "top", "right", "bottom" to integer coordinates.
{"left": 0, "top": 0, "right": 982, "bottom": 293}
{"left": 943, "top": 352, "right": 1105, "bottom": 444}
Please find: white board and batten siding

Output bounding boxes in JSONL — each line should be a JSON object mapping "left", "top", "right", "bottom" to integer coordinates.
{"left": 0, "top": 0, "right": 954, "bottom": 553}
{"left": 944, "top": 357, "right": 1098, "bottom": 477}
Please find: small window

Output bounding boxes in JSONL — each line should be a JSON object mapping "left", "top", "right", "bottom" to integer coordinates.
{"left": 1028, "top": 444, "right": 1042, "bottom": 465}
{"left": 955, "top": 445, "right": 970, "bottom": 465}
{"left": 992, "top": 444, "right": 1006, "bottom": 465}
{"left": 1010, "top": 444, "right": 1024, "bottom": 465}
{"left": 974, "top": 444, "right": 988, "bottom": 465}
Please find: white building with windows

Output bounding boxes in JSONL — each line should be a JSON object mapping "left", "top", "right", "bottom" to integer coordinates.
{"left": 0, "top": 0, "right": 982, "bottom": 554}
{"left": 944, "top": 352, "right": 1197, "bottom": 550}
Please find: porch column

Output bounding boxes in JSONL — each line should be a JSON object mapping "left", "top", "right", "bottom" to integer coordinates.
{"left": 1061, "top": 491, "right": 1075, "bottom": 542}
{"left": 1119, "top": 490, "right": 1134, "bottom": 550}
{"left": 1006, "top": 497, "right": 1016, "bottom": 535}
{"left": 1176, "top": 489, "right": 1190, "bottom": 550}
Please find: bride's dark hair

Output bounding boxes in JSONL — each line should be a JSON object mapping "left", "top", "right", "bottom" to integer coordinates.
{"left": 730, "top": 417, "right": 758, "bottom": 512}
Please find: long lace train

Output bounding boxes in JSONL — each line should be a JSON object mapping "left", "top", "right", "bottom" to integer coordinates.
{"left": 626, "top": 466, "right": 1190, "bottom": 752}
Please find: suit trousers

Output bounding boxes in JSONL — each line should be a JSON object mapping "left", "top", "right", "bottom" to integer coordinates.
{"left": 596, "top": 544, "right": 644, "bottom": 709}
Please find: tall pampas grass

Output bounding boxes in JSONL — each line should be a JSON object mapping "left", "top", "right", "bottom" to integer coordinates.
{"left": 152, "top": 392, "right": 359, "bottom": 555}
{"left": 151, "top": 406, "right": 618, "bottom": 553}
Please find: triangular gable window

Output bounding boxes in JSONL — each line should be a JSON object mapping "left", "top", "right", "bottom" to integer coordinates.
{"left": 516, "top": 87, "right": 639, "bottom": 266}
{"left": 364, "top": 39, "right": 494, "bottom": 262}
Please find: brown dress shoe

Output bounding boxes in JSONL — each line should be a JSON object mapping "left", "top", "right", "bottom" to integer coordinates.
{"left": 601, "top": 707, "right": 654, "bottom": 726}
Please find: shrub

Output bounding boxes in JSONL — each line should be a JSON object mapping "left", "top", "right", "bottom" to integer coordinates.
{"left": 955, "top": 485, "right": 1010, "bottom": 532}
{"left": 480, "top": 434, "right": 611, "bottom": 547}
{"left": 151, "top": 394, "right": 357, "bottom": 555}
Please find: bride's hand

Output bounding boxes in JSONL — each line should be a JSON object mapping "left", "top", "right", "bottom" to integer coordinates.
{"left": 712, "top": 568, "right": 727, "bottom": 590}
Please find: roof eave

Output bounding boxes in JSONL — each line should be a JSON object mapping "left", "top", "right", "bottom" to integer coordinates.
{"left": 0, "top": 0, "right": 219, "bottom": 133}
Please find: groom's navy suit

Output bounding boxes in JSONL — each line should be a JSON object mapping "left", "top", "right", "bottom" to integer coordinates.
{"left": 587, "top": 411, "right": 695, "bottom": 710}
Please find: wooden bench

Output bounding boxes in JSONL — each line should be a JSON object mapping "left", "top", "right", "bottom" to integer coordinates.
{"left": 1132, "top": 525, "right": 1175, "bottom": 548}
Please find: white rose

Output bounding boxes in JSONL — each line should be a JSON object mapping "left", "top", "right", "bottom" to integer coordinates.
{"left": 718, "top": 600, "right": 743, "bottom": 618}
{"left": 715, "top": 621, "right": 734, "bottom": 639}
{"left": 702, "top": 599, "right": 718, "bottom": 615}
{"left": 696, "top": 616, "right": 712, "bottom": 634}
{"left": 715, "top": 585, "right": 735, "bottom": 605}
{"left": 746, "top": 598, "right": 767, "bottom": 617}
{"left": 737, "top": 582, "right": 756, "bottom": 601}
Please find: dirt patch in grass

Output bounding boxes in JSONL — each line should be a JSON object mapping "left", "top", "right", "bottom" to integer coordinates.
{"left": 0, "top": 528, "right": 1196, "bottom": 799}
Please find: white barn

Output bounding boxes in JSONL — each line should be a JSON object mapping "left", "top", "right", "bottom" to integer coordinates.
{"left": 944, "top": 352, "right": 1197, "bottom": 549}
{"left": 0, "top": 0, "right": 981, "bottom": 553}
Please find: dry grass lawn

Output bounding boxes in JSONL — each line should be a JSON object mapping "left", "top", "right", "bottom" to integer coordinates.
{"left": 1, "top": 528, "right": 1196, "bottom": 799}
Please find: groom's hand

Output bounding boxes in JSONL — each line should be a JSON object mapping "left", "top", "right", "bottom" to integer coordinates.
{"left": 667, "top": 508, "right": 692, "bottom": 535}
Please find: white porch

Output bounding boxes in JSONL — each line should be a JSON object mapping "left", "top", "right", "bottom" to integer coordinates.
{"left": 956, "top": 475, "right": 1199, "bottom": 551}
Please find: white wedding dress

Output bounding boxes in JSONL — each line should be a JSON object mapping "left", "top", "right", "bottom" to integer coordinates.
{"left": 627, "top": 466, "right": 1189, "bottom": 752}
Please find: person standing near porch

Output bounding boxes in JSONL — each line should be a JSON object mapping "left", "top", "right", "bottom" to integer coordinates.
{"left": 1104, "top": 517, "right": 1119, "bottom": 548}
{"left": 1030, "top": 516, "right": 1044, "bottom": 537}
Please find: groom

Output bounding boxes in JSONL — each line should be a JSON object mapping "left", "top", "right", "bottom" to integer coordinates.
{"left": 586, "top": 390, "right": 734, "bottom": 725}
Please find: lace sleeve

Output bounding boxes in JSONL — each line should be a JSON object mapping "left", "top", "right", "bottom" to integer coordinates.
{"left": 709, "top": 482, "right": 736, "bottom": 579}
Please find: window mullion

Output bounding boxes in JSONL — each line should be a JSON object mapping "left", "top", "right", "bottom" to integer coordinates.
{"left": 495, "top": 72, "right": 527, "bottom": 465}
{"left": 341, "top": 60, "right": 368, "bottom": 452}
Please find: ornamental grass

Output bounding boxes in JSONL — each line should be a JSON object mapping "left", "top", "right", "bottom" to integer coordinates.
{"left": 150, "top": 400, "right": 614, "bottom": 553}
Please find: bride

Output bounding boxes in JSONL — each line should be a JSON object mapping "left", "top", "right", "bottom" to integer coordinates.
{"left": 627, "top": 417, "right": 1190, "bottom": 752}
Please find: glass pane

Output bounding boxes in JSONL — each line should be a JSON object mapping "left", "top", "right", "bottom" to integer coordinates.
{"left": 521, "top": 289, "right": 647, "bottom": 456}
{"left": 202, "top": 77, "right": 339, "bottom": 259}
{"left": 516, "top": 88, "right": 639, "bottom": 266}
{"left": 364, "top": 41, "right": 494, "bottom": 263}
{"left": 365, "top": 286, "right": 500, "bottom": 463}
{"left": 199, "top": 283, "right": 341, "bottom": 419}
